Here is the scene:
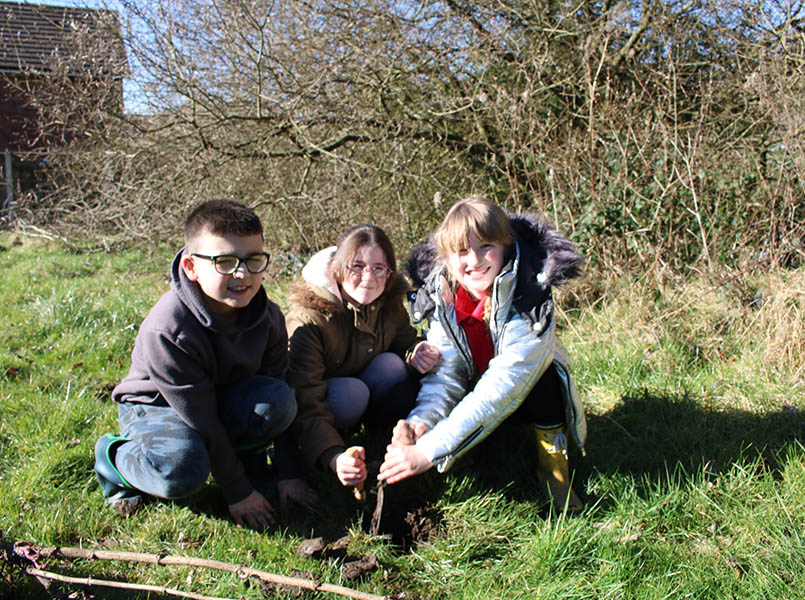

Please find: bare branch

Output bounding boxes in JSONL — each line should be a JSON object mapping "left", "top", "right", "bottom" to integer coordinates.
{"left": 9, "top": 542, "right": 388, "bottom": 600}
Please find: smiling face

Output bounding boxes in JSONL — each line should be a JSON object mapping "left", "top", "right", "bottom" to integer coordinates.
{"left": 181, "top": 230, "right": 265, "bottom": 318}
{"left": 339, "top": 244, "right": 390, "bottom": 306}
{"left": 447, "top": 233, "right": 505, "bottom": 300}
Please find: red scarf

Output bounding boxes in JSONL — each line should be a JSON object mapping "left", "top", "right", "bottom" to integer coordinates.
{"left": 454, "top": 286, "right": 494, "bottom": 373}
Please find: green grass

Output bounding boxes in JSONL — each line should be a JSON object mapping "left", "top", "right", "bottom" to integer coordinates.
{"left": 1, "top": 233, "right": 804, "bottom": 599}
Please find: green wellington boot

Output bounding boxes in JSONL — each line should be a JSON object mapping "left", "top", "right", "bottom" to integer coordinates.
{"left": 535, "top": 426, "right": 583, "bottom": 514}
{"left": 94, "top": 434, "right": 144, "bottom": 516}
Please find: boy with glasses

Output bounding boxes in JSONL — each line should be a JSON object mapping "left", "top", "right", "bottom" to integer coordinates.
{"left": 94, "top": 200, "right": 296, "bottom": 531}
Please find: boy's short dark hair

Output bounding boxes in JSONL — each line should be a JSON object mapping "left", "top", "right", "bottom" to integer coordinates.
{"left": 184, "top": 200, "right": 263, "bottom": 249}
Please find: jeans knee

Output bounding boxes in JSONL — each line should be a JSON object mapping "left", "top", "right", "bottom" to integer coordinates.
{"left": 362, "top": 352, "right": 409, "bottom": 388}
{"left": 272, "top": 383, "right": 297, "bottom": 430}
{"left": 326, "top": 378, "right": 369, "bottom": 429}
{"left": 152, "top": 453, "right": 210, "bottom": 499}
{"left": 252, "top": 382, "right": 296, "bottom": 435}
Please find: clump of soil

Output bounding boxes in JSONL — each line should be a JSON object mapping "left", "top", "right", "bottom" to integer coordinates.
{"left": 341, "top": 554, "right": 379, "bottom": 580}
{"left": 403, "top": 507, "right": 441, "bottom": 545}
{"left": 294, "top": 535, "right": 379, "bottom": 584}
{"left": 296, "top": 535, "right": 351, "bottom": 560}
{"left": 296, "top": 537, "right": 325, "bottom": 558}
{"left": 323, "top": 534, "right": 351, "bottom": 559}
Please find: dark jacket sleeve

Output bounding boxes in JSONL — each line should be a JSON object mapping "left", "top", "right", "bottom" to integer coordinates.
{"left": 286, "top": 313, "right": 346, "bottom": 469}
{"left": 259, "top": 302, "right": 290, "bottom": 379}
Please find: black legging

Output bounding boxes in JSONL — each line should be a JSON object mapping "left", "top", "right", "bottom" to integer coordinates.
{"left": 510, "top": 364, "right": 566, "bottom": 429}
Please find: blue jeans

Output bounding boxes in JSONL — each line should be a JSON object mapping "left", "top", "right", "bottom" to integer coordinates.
{"left": 114, "top": 375, "right": 295, "bottom": 499}
{"left": 325, "top": 352, "right": 416, "bottom": 428}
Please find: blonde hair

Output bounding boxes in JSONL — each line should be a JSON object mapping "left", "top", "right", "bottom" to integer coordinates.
{"left": 434, "top": 196, "right": 514, "bottom": 258}
{"left": 434, "top": 196, "right": 514, "bottom": 323}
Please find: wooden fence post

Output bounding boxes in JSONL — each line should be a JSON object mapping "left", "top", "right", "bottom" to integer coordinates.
{"left": 2, "top": 149, "right": 13, "bottom": 219}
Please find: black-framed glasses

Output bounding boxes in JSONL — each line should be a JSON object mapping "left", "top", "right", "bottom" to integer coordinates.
{"left": 346, "top": 263, "right": 391, "bottom": 279}
{"left": 191, "top": 252, "right": 270, "bottom": 274}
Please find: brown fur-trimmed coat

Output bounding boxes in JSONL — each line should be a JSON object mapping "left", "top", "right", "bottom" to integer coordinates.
{"left": 285, "top": 247, "right": 422, "bottom": 469}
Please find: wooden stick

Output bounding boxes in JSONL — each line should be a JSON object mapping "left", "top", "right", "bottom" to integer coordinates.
{"left": 25, "top": 567, "right": 232, "bottom": 600}
{"left": 13, "top": 544, "right": 387, "bottom": 600}
{"left": 345, "top": 446, "right": 368, "bottom": 502}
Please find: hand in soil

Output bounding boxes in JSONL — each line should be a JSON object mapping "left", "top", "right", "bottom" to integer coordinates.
{"left": 278, "top": 478, "right": 319, "bottom": 509}
{"left": 228, "top": 490, "right": 276, "bottom": 531}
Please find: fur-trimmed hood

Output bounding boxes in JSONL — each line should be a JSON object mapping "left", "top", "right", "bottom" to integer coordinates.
{"left": 288, "top": 246, "right": 410, "bottom": 320}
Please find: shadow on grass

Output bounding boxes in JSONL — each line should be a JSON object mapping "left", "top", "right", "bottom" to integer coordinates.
{"left": 396, "top": 389, "right": 805, "bottom": 514}
{"left": 583, "top": 389, "right": 805, "bottom": 482}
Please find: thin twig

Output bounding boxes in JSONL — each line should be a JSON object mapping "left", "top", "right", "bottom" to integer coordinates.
{"left": 26, "top": 567, "right": 232, "bottom": 600}
{"left": 601, "top": 415, "right": 635, "bottom": 439}
{"left": 16, "top": 224, "right": 70, "bottom": 244}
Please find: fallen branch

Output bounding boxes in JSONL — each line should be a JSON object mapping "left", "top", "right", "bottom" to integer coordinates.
{"left": 25, "top": 566, "right": 232, "bottom": 600}
{"left": 10, "top": 542, "right": 387, "bottom": 600}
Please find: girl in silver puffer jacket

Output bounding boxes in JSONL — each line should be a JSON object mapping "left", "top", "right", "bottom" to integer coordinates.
{"left": 379, "top": 196, "right": 587, "bottom": 512}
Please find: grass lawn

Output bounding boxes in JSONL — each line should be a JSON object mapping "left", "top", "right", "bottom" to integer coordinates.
{"left": 1, "top": 232, "right": 803, "bottom": 599}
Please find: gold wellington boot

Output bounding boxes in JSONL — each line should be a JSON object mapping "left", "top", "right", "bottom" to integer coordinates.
{"left": 535, "top": 426, "right": 583, "bottom": 514}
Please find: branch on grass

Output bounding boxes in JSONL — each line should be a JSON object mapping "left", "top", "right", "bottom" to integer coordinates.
{"left": 17, "top": 225, "right": 71, "bottom": 245}
{"left": 8, "top": 541, "right": 388, "bottom": 600}
{"left": 26, "top": 567, "right": 231, "bottom": 600}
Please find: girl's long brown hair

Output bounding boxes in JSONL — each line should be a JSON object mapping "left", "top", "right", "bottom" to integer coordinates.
{"left": 329, "top": 223, "right": 396, "bottom": 287}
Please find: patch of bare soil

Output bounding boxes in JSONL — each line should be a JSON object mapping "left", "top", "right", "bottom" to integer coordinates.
{"left": 404, "top": 507, "right": 441, "bottom": 544}
{"left": 366, "top": 488, "right": 443, "bottom": 550}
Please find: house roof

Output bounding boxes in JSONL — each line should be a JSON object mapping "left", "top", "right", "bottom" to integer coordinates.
{"left": 0, "top": 1, "right": 124, "bottom": 74}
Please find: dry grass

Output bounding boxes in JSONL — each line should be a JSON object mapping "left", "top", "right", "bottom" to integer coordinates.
{"left": 752, "top": 270, "right": 805, "bottom": 379}
{"left": 558, "top": 263, "right": 804, "bottom": 416}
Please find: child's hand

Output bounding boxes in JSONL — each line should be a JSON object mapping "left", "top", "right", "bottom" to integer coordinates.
{"left": 228, "top": 490, "right": 276, "bottom": 531}
{"left": 329, "top": 447, "right": 367, "bottom": 488}
{"left": 410, "top": 341, "right": 441, "bottom": 374}
{"left": 390, "top": 419, "right": 430, "bottom": 446}
{"left": 277, "top": 478, "right": 319, "bottom": 510}
{"left": 378, "top": 444, "right": 433, "bottom": 485}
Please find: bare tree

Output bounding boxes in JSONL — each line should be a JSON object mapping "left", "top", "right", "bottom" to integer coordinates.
{"left": 14, "top": 0, "right": 804, "bottom": 270}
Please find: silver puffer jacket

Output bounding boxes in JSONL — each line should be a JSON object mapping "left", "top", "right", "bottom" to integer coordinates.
{"left": 405, "top": 213, "right": 587, "bottom": 471}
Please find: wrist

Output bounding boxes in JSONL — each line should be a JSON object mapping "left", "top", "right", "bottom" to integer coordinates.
{"left": 318, "top": 446, "right": 345, "bottom": 472}
{"left": 328, "top": 453, "right": 342, "bottom": 473}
